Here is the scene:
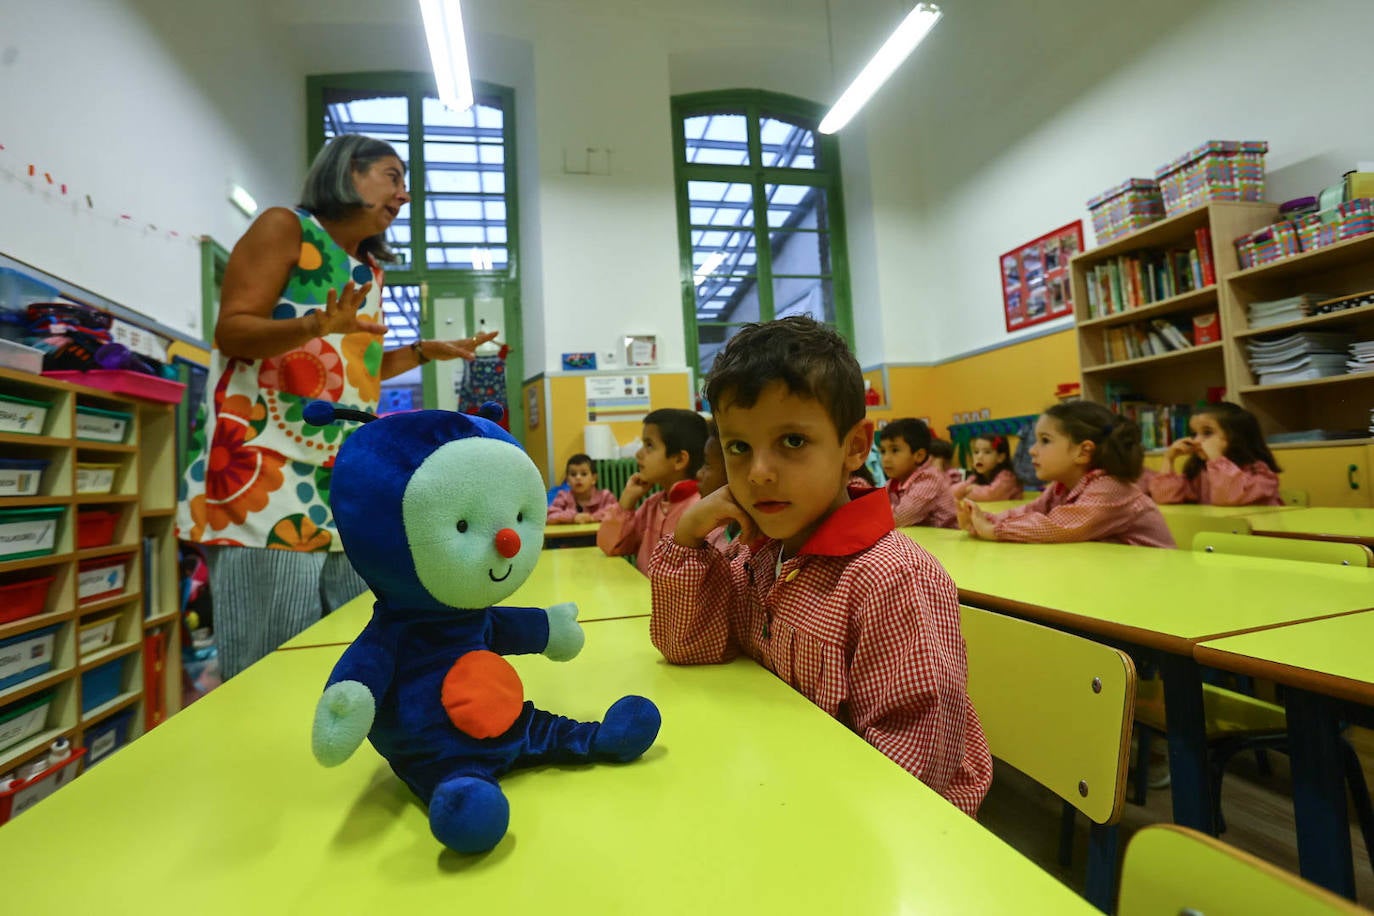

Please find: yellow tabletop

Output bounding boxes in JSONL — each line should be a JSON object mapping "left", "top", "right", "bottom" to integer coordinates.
{"left": 0, "top": 617, "right": 1093, "bottom": 914}
{"left": 543, "top": 521, "right": 601, "bottom": 540}
{"left": 902, "top": 527, "right": 1374, "bottom": 653}
{"left": 1195, "top": 610, "right": 1374, "bottom": 707}
{"left": 1154, "top": 503, "right": 1295, "bottom": 519}
{"left": 280, "top": 546, "right": 648, "bottom": 649}
{"left": 1245, "top": 507, "right": 1374, "bottom": 546}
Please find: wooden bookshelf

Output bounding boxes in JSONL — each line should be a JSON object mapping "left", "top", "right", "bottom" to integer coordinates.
{"left": 0, "top": 367, "right": 182, "bottom": 781}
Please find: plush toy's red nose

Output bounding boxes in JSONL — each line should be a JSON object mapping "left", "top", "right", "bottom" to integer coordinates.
{"left": 494, "top": 527, "right": 521, "bottom": 558}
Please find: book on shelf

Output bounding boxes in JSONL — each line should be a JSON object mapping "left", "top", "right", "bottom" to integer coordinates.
{"left": 1349, "top": 340, "right": 1374, "bottom": 374}
{"left": 1246, "top": 331, "right": 1355, "bottom": 385}
{"left": 142, "top": 535, "right": 159, "bottom": 620}
{"left": 1083, "top": 227, "right": 1214, "bottom": 318}
{"left": 1245, "top": 293, "right": 1330, "bottom": 329}
{"left": 1103, "top": 319, "right": 1195, "bottom": 363}
{"left": 1102, "top": 383, "right": 1194, "bottom": 449}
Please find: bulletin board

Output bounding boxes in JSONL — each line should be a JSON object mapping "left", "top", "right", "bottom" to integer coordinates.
{"left": 1000, "top": 220, "right": 1083, "bottom": 333}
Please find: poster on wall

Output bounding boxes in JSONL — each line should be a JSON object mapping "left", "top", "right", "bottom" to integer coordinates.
{"left": 585, "top": 375, "right": 651, "bottom": 423}
{"left": 1000, "top": 220, "right": 1083, "bottom": 333}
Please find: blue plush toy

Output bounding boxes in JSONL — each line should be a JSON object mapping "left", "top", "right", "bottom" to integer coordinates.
{"left": 307, "top": 401, "right": 661, "bottom": 854}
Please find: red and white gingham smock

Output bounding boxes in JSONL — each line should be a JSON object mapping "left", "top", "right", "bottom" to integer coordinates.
{"left": 991, "top": 469, "right": 1175, "bottom": 548}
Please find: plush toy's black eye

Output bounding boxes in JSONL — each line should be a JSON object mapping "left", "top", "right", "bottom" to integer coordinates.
{"left": 516, "top": 511, "right": 523, "bottom": 523}
{"left": 456, "top": 520, "right": 468, "bottom": 533}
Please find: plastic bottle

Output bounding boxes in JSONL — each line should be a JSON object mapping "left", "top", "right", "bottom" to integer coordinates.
{"left": 46, "top": 737, "right": 71, "bottom": 768}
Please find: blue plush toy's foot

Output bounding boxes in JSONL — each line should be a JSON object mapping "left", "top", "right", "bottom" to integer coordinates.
{"left": 428, "top": 776, "right": 510, "bottom": 854}
{"left": 592, "top": 695, "right": 661, "bottom": 763}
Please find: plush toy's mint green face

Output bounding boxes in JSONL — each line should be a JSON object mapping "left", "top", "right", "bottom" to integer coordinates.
{"left": 402, "top": 436, "right": 548, "bottom": 609}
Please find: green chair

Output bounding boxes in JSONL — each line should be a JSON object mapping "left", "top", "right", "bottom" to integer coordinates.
{"left": 961, "top": 605, "right": 1135, "bottom": 912}
{"left": 1160, "top": 514, "right": 1252, "bottom": 551}
{"left": 1118, "top": 824, "right": 1365, "bottom": 915}
{"left": 1280, "top": 488, "right": 1310, "bottom": 507}
{"left": 1192, "top": 530, "right": 1373, "bottom": 567}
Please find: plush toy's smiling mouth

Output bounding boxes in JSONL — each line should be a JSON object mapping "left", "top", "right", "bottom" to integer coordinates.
{"left": 488, "top": 565, "right": 512, "bottom": 582}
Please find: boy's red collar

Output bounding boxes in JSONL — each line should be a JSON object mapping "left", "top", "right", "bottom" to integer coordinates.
{"left": 666, "top": 479, "right": 700, "bottom": 503}
{"left": 796, "top": 484, "right": 894, "bottom": 557}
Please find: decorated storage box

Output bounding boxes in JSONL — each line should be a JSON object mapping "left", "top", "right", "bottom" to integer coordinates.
{"left": 1296, "top": 212, "right": 1339, "bottom": 252}
{"left": 1338, "top": 198, "right": 1374, "bottom": 240}
{"left": 0, "top": 458, "right": 48, "bottom": 498}
{"left": 77, "top": 553, "right": 132, "bottom": 603}
{"left": 1235, "top": 221, "right": 1301, "bottom": 269}
{"left": 81, "top": 657, "right": 126, "bottom": 712}
{"left": 74, "top": 404, "right": 132, "bottom": 443}
{"left": 83, "top": 708, "right": 133, "bottom": 767}
{"left": 1086, "top": 179, "right": 1165, "bottom": 243}
{"left": 0, "top": 747, "right": 84, "bottom": 825}
{"left": 75, "top": 462, "right": 120, "bottom": 495}
{"left": 0, "top": 393, "right": 50, "bottom": 436}
{"left": 1155, "top": 141, "right": 1268, "bottom": 216}
{"left": 0, "top": 574, "right": 55, "bottom": 624}
{"left": 76, "top": 508, "right": 120, "bottom": 550}
{"left": 78, "top": 614, "right": 120, "bottom": 654}
{"left": 0, "top": 692, "right": 53, "bottom": 753}
{"left": 0, "top": 624, "right": 58, "bottom": 690}
{"left": 0, "top": 506, "right": 63, "bottom": 561}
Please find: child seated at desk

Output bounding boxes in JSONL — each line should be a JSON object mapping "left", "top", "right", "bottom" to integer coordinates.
{"left": 1147, "top": 402, "right": 1282, "bottom": 507}
{"left": 696, "top": 420, "right": 735, "bottom": 553}
{"left": 880, "top": 418, "right": 959, "bottom": 528}
{"left": 597, "top": 408, "right": 707, "bottom": 575}
{"left": 930, "top": 437, "right": 962, "bottom": 486}
{"left": 649, "top": 316, "right": 993, "bottom": 816}
{"left": 952, "top": 434, "right": 1023, "bottom": 502}
{"left": 546, "top": 453, "right": 618, "bottom": 524}
{"left": 958, "top": 402, "right": 1174, "bottom": 548}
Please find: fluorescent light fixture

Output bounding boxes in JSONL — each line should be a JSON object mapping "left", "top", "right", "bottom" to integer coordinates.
{"left": 693, "top": 251, "right": 727, "bottom": 286}
{"left": 228, "top": 183, "right": 258, "bottom": 217}
{"left": 818, "top": 2, "right": 942, "bottom": 135}
{"left": 420, "top": 0, "right": 475, "bottom": 113}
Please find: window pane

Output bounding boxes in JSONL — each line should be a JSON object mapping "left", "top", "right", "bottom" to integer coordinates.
{"left": 695, "top": 274, "right": 760, "bottom": 323}
{"left": 697, "top": 324, "right": 750, "bottom": 380}
{"left": 759, "top": 116, "right": 819, "bottom": 169}
{"left": 423, "top": 95, "right": 508, "bottom": 272}
{"left": 767, "top": 230, "right": 831, "bottom": 277}
{"left": 683, "top": 113, "right": 749, "bottom": 166}
{"left": 687, "top": 180, "right": 754, "bottom": 229}
{"left": 690, "top": 229, "right": 757, "bottom": 279}
{"left": 426, "top": 246, "right": 509, "bottom": 270}
{"left": 773, "top": 277, "right": 834, "bottom": 323}
{"left": 381, "top": 284, "right": 423, "bottom": 347}
{"left": 763, "top": 184, "right": 827, "bottom": 229}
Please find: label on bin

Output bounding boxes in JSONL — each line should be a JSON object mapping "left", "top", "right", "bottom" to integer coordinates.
{"left": 75, "top": 413, "right": 127, "bottom": 442}
{"left": 0, "top": 634, "right": 51, "bottom": 682}
{"left": 90, "top": 728, "right": 117, "bottom": 762}
{"left": 0, "top": 518, "right": 56, "bottom": 558}
{"left": 0, "top": 403, "right": 45, "bottom": 434}
{"left": 0, "top": 470, "right": 36, "bottom": 494}
{"left": 76, "top": 467, "right": 115, "bottom": 494}
{"left": 78, "top": 563, "right": 126, "bottom": 600}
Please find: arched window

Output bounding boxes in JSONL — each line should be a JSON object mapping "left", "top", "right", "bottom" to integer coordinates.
{"left": 671, "top": 91, "right": 854, "bottom": 379}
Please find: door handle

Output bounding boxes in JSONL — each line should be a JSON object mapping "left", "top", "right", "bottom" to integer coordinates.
{"left": 1350, "top": 464, "right": 1361, "bottom": 491}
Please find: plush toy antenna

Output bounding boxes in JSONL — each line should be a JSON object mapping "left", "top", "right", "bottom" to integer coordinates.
{"left": 303, "top": 400, "right": 378, "bottom": 427}
{"left": 477, "top": 402, "right": 504, "bottom": 424}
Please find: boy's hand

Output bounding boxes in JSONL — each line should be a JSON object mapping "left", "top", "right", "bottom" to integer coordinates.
{"left": 962, "top": 499, "right": 997, "bottom": 540}
{"left": 675, "top": 487, "right": 757, "bottom": 548}
{"left": 620, "top": 473, "right": 652, "bottom": 509}
{"left": 956, "top": 497, "right": 974, "bottom": 532}
{"left": 573, "top": 512, "right": 593, "bottom": 523}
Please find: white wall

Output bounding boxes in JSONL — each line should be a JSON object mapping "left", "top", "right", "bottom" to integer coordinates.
{"left": 0, "top": 0, "right": 302, "bottom": 338}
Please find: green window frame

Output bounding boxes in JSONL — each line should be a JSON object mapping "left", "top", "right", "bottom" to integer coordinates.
{"left": 671, "top": 90, "right": 854, "bottom": 382}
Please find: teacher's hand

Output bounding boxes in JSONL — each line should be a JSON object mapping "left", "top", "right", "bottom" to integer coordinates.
{"left": 420, "top": 330, "right": 501, "bottom": 362}
{"left": 316, "top": 281, "right": 385, "bottom": 336}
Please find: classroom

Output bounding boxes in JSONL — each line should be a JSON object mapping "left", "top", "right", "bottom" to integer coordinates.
{"left": 1, "top": 0, "right": 1373, "bottom": 911}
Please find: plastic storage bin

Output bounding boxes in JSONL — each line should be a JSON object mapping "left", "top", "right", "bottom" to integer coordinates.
{"left": 74, "top": 405, "right": 132, "bottom": 443}
{"left": 0, "top": 624, "right": 58, "bottom": 690}
{"left": 78, "top": 614, "right": 119, "bottom": 654}
{"left": 76, "top": 508, "right": 119, "bottom": 549}
{"left": 0, "top": 339, "right": 43, "bottom": 374}
{"left": 0, "top": 747, "right": 84, "bottom": 825}
{"left": 77, "top": 554, "right": 131, "bottom": 602}
{"left": 0, "top": 267, "right": 60, "bottom": 312}
{"left": 81, "top": 658, "right": 125, "bottom": 712}
{"left": 83, "top": 709, "right": 132, "bottom": 766}
{"left": 0, "top": 458, "right": 48, "bottom": 497}
{"left": 0, "top": 692, "right": 53, "bottom": 753}
{"left": 0, "top": 574, "right": 55, "bottom": 624}
{"left": 0, "top": 393, "right": 50, "bottom": 436}
{"left": 1154, "top": 140, "right": 1268, "bottom": 216}
{"left": 0, "top": 506, "right": 63, "bottom": 561}
{"left": 44, "top": 370, "right": 186, "bottom": 406}
{"left": 1086, "top": 178, "right": 1165, "bottom": 243}
{"left": 75, "top": 462, "right": 119, "bottom": 495}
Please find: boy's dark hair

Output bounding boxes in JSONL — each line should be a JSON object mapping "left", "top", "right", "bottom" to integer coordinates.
{"left": 1043, "top": 402, "right": 1144, "bottom": 481}
{"left": 929, "top": 438, "right": 954, "bottom": 460}
{"left": 878, "top": 418, "right": 933, "bottom": 456}
{"left": 704, "top": 316, "right": 864, "bottom": 442}
{"left": 1184, "top": 401, "right": 1280, "bottom": 479}
{"left": 565, "top": 453, "right": 594, "bottom": 474}
{"left": 849, "top": 463, "right": 877, "bottom": 486}
{"left": 970, "top": 434, "right": 1015, "bottom": 486}
{"left": 644, "top": 408, "right": 709, "bottom": 476}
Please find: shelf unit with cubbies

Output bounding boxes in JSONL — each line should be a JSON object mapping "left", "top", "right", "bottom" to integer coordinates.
{"left": 0, "top": 367, "right": 181, "bottom": 794}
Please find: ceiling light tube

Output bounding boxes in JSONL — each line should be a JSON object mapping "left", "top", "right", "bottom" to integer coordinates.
{"left": 420, "top": 0, "right": 475, "bottom": 112}
{"left": 818, "top": 2, "right": 942, "bottom": 135}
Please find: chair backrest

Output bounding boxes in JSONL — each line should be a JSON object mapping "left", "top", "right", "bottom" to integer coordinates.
{"left": 960, "top": 605, "right": 1135, "bottom": 825}
{"left": 1118, "top": 825, "right": 1365, "bottom": 915}
{"left": 1191, "top": 530, "right": 1374, "bottom": 567}
{"left": 1162, "top": 513, "right": 1252, "bottom": 549}
{"left": 1280, "top": 488, "right": 1310, "bottom": 507}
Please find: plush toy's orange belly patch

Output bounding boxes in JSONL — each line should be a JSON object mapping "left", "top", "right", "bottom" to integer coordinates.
{"left": 441, "top": 650, "right": 526, "bottom": 738}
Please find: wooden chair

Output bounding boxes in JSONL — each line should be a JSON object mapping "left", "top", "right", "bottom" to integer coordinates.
{"left": 1161, "top": 514, "right": 1252, "bottom": 551}
{"left": 961, "top": 605, "right": 1135, "bottom": 912}
{"left": 1280, "top": 488, "right": 1311, "bottom": 507}
{"left": 1192, "top": 530, "right": 1374, "bottom": 567}
{"left": 1118, "top": 824, "right": 1365, "bottom": 915}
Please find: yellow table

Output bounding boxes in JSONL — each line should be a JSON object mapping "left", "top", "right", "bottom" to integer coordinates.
{"left": 281, "top": 547, "right": 648, "bottom": 649}
{"left": 1246, "top": 507, "right": 1374, "bottom": 548}
{"left": 1151, "top": 503, "right": 1297, "bottom": 547}
{"left": 0, "top": 617, "right": 1095, "bottom": 914}
{"left": 1195, "top": 612, "right": 1374, "bottom": 899}
{"left": 901, "top": 526, "right": 1374, "bottom": 840}
{"left": 543, "top": 521, "right": 600, "bottom": 543}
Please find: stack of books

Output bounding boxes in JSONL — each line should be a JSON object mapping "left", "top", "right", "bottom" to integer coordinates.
{"left": 1350, "top": 340, "right": 1374, "bottom": 375}
{"left": 1246, "top": 332, "right": 1356, "bottom": 385}
{"left": 1083, "top": 227, "right": 1215, "bottom": 319}
{"left": 1245, "top": 293, "right": 1329, "bottom": 329}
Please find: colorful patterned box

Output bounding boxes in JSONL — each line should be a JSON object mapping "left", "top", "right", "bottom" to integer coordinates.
{"left": 1234, "top": 220, "right": 1301, "bottom": 269}
{"left": 1086, "top": 178, "right": 1164, "bottom": 243}
{"left": 1155, "top": 141, "right": 1268, "bottom": 216}
{"left": 1338, "top": 198, "right": 1374, "bottom": 240}
{"left": 1296, "top": 213, "right": 1339, "bottom": 252}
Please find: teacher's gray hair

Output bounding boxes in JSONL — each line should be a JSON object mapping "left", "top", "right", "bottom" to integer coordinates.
{"left": 299, "top": 134, "right": 405, "bottom": 263}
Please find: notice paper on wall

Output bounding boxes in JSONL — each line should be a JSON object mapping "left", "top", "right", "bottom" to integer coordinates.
{"left": 586, "top": 375, "right": 651, "bottom": 423}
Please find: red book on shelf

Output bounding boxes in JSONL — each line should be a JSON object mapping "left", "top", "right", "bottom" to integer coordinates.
{"left": 1194, "top": 227, "right": 1215, "bottom": 285}
{"left": 1193, "top": 312, "right": 1221, "bottom": 345}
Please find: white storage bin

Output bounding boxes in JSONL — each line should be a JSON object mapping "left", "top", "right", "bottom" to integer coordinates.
{"left": 78, "top": 615, "right": 118, "bottom": 653}
{"left": 78, "top": 557, "right": 129, "bottom": 601}
{"left": 75, "top": 463, "right": 119, "bottom": 495}
{"left": 0, "top": 339, "right": 43, "bottom": 374}
{"left": 75, "top": 406, "right": 131, "bottom": 444}
{"left": 0, "top": 394, "right": 50, "bottom": 436}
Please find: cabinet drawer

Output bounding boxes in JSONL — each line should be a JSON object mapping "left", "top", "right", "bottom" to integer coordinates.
{"left": 1273, "top": 444, "right": 1371, "bottom": 508}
